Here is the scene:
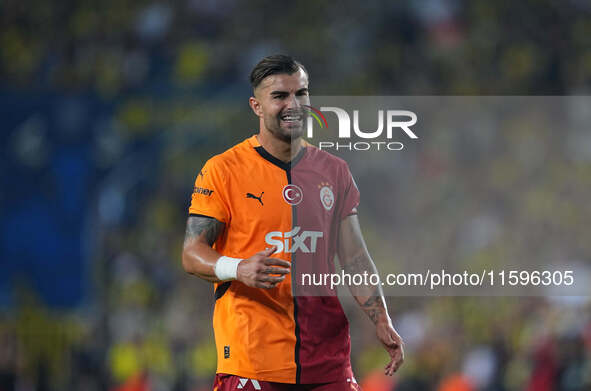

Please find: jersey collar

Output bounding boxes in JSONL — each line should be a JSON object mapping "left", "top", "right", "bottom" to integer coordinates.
{"left": 249, "top": 134, "right": 306, "bottom": 171}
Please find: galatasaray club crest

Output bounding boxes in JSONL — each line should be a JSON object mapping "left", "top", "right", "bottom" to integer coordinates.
{"left": 318, "top": 182, "right": 335, "bottom": 211}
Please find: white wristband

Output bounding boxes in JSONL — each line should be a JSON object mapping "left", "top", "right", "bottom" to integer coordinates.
{"left": 214, "top": 256, "right": 242, "bottom": 281}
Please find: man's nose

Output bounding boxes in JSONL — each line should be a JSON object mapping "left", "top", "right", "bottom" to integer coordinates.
{"left": 285, "top": 94, "right": 301, "bottom": 110}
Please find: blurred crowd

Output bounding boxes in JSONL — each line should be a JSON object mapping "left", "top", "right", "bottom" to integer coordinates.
{"left": 1, "top": 0, "right": 591, "bottom": 390}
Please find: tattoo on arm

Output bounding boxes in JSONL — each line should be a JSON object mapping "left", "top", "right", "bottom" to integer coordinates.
{"left": 339, "top": 215, "right": 389, "bottom": 325}
{"left": 343, "top": 251, "right": 387, "bottom": 325}
{"left": 342, "top": 251, "right": 373, "bottom": 275}
{"left": 184, "top": 216, "right": 224, "bottom": 246}
{"left": 361, "top": 295, "right": 384, "bottom": 324}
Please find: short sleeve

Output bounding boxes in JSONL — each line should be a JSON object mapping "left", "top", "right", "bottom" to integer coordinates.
{"left": 339, "top": 164, "right": 360, "bottom": 220}
{"left": 188, "top": 158, "right": 230, "bottom": 223}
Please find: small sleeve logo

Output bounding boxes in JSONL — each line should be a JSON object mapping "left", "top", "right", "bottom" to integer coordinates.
{"left": 193, "top": 187, "right": 214, "bottom": 196}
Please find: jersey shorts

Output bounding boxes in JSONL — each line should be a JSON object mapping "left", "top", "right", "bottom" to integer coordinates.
{"left": 189, "top": 135, "right": 361, "bottom": 384}
{"left": 212, "top": 373, "right": 361, "bottom": 391}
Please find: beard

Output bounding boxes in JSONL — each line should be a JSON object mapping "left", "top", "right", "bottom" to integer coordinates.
{"left": 263, "top": 109, "right": 307, "bottom": 143}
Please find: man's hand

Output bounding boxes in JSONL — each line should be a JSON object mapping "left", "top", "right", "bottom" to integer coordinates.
{"left": 236, "top": 246, "right": 291, "bottom": 289}
{"left": 376, "top": 320, "right": 404, "bottom": 376}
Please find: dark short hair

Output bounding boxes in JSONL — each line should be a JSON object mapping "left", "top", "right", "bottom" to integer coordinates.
{"left": 249, "top": 54, "right": 308, "bottom": 89}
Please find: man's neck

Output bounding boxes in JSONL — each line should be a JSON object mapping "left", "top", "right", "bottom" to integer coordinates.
{"left": 256, "top": 129, "right": 302, "bottom": 163}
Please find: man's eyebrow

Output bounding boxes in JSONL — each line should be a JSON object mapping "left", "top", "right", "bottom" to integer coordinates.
{"left": 269, "top": 88, "right": 309, "bottom": 95}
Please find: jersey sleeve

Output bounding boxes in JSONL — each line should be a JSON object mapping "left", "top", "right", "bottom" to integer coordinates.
{"left": 339, "top": 163, "right": 360, "bottom": 220}
{"left": 188, "top": 157, "right": 230, "bottom": 223}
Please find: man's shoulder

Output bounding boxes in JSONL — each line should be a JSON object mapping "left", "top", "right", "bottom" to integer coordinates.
{"left": 304, "top": 142, "right": 351, "bottom": 171}
{"left": 206, "top": 136, "right": 256, "bottom": 169}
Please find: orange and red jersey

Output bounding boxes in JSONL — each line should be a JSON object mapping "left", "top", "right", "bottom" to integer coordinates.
{"left": 188, "top": 135, "right": 360, "bottom": 384}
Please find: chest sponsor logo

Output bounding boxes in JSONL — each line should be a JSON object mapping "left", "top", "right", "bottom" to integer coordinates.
{"left": 193, "top": 186, "right": 214, "bottom": 196}
{"left": 282, "top": 184, "right": 303, "bottom": 205}
{"left": 265, "top": 226, "right": 323, "bottom": 254}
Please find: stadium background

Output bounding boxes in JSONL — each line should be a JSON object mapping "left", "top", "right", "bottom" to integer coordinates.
{"left": 1, "top": 0, "right": 590, "bottom": 390}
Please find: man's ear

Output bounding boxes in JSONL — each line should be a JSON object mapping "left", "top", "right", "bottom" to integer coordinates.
{"left": 249, "top": 96, "right": 263, "bottom": 117}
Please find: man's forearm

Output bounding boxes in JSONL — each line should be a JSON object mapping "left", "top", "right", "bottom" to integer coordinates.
{"left": 337, "top": 211, "right": 404, "bottom": 374}
{"left": 342, "top": 249, "right": 391, "bottom": 325}
{"left": 182, "top": 215, "right": 225, "bottom": 282}
{"left": 182, "top": 240, "right": 223, "bottom": 282}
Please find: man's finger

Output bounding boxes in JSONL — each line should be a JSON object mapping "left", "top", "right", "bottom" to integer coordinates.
{"left": 264, "top": 258, "right": 291, "bottom": 268}
{"left": 260, "top": 275, "right": 286, "bottom": 283}
{"left": 384, "top": 360, "right": 394, "bottom": 376}
{"left": 263, "top": 266, "right": 291, "bottom": 275}
{"left": 260, "top": 246, "right": 277, "bottom": 256}
{"left": 384, "top": 346, "right": 404, "bottom": 375}
{"left": 392, "top": 351, "right": 404, "bottom": 373}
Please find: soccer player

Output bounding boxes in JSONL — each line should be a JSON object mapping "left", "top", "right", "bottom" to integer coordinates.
{"left": 182, "top": 54, "right": 404, "bottom": 391}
